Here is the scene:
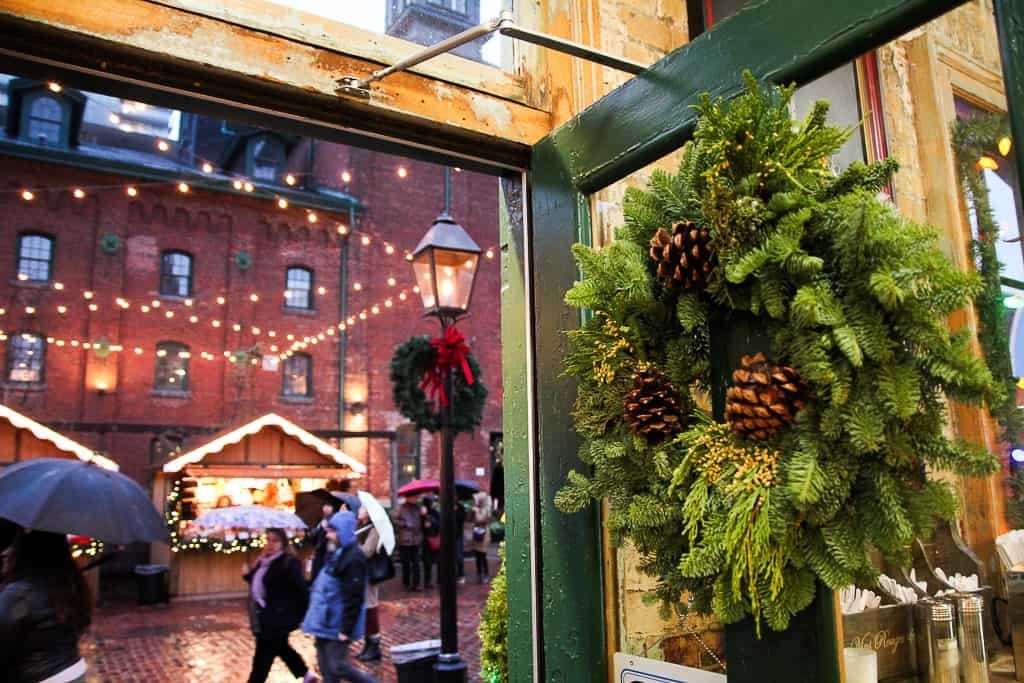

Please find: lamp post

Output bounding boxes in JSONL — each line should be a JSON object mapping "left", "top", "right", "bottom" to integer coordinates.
{"left": 410, "top": 211, "right": 481, "bottom": 683}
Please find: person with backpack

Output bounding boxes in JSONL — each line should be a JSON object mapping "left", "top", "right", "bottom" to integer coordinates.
{"left": 242, "top": 527, "right": 316, "bottom": 683}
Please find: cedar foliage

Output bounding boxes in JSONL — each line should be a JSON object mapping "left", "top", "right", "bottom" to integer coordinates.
{"left": 555, "top": 74, "right": 999, "bottom": 632}
{"left": 479, "top": 546, "right": 508, "bottom": 683}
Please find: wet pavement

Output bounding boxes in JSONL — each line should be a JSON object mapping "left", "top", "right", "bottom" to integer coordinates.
{"left": 82, "top": 580, "right": 491, "bottom": 682}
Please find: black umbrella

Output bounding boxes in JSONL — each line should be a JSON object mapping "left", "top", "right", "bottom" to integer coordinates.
{"left": 295, "top": 489, "right": 341, "bottom": 529}
{"left": 0, "top": 458, "right": 168, "bottom": 544}
{"left": 455, "top": 479, "right": 480, "bottom": 500}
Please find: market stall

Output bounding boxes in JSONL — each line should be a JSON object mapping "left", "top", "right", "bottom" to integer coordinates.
{"left": 152, "top": 413, "right": 365, "bottom": 599}
{"left": 0, "top": 403, "right": 116, "bottom": 596}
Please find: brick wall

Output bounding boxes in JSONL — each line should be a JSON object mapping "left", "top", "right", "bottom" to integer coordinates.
{"left": 0, "top": 145, "right": 503, "bottom": 495}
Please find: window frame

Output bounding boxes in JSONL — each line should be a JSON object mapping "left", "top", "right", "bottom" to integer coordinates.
{"left": 15, "top": 232, "right": 55, "bottom": 284}
{"left": 245, "top": 133, "right": 287, "bottom": 184}
{"left": 284, "top": 265, "right": 314, "bottom": 310}
{"left": 19, "top": 90, "right": 71, "bottom": 147}
{"left": 159, "top": 250, "right": 194, "bottom": 298}
{"left": 5, "top": 331, "right": 47, "bottom": 385}
{"left": 154, "top": 341, "right": 191, "bottom": 393}
{"left": 281, "top": 352, "right": 313, "bottom": 398}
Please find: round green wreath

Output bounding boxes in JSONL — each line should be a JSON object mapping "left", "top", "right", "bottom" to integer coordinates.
{"left": 555, "top": 75, "right": 1000, "bottom": 634}
{"left": 390, "top": 335, "right": 488, "bottom": 434}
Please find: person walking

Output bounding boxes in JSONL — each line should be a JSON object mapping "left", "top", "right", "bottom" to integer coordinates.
{"left": 0, "top": 530, "right": 92, "bottom": 683}
{"left": 394, "top": 495, "right": 423, "bottom": 592}
{"left": 470, "top": 491, "right": 492, "bottom": 583}
{"left": 301, "top": 510, "right": 377, "bottom": 683}
{"left": 420, "top": 495, "right": 441, "bottom": 590}
{"left": 309, "top": 497, "right": 342, "bottom": 582}
{"left": 242, "top": 528, "right": 317, "bottom": 683}
{"left": 356, "top": 506, "right": 383, "bottom": 663}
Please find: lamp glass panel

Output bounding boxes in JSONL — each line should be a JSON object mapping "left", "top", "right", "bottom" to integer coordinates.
{"left": 412, "top": 252, "right": 437, "bottom": 309}
{"left": 433, "top": 249, "right": 478, "bottom": 311}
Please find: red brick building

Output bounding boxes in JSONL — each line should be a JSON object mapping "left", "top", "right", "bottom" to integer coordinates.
{"left": 0, "top": 75, "right": 504, "bottom": 500}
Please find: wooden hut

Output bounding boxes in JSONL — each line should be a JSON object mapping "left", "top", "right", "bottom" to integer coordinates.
{"left": 152, "top": 412, "right": 365, "bottom": 599}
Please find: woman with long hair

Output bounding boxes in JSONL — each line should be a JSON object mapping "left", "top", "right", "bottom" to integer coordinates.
{"left": 242, "top": 528, "right": 318, "bottom": 683}
{"left": 0, "top": 529, "right": 93, "bottom": 683}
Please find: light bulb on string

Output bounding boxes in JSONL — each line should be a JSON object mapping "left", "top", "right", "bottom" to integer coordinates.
{"left": 141, "top": 305, "right": 150, "bottom": 313}
{"left": 387, "top": 277, "right": 396, "bottom": 286}
{"left": 84, "top": 291, "right": 94, "bottom": 300}
{"left": 337, "top": 224, "right": 349, "bottom": 236}
{"left": 53, "top": 282, "right": 64, "bottom": 291}
{"left": 285, "top": 174, "right": 297, "bottom": 186}
{"left": 48, "top": 82, "right": 62, "bottom": 93}
{"left": 157, "top": 140, "right": 170, "bottom": 152}
{"left": 353, "top": 282, "right": 363, "bottom": 291}
{"left": 341, "top": 171, "right": 351, "bottom": 183}
{"left": 73, "top": 188, "right": 86, "bottom": 199}
{"left": 21, "top": 190, "right": 34, "bottom": 201}
{"left": 243, "top": 182, "right": 254, "bottom": 193}
{"left": 999, "top": 136, "right": 1013, "bottom": 157}
{"left": 233, "top": 180, "right": 244, "bottom": 190}
{"left": 202, "top": 162, "right": 214, "bottom": 173}
{"left": 217, "top": 296, "right": 226, "bottom": 305}
{"left": 212, "top": 320, "right": 221, "bottom": 328}
{"left": 486, "top": 249, "right": 495, "bottom": 259}
{"left": 127, "top": 186, "right": 138, "bottom": 197}
{"left": 361, "top": 235, "right": 371, "bottom": 246}
{"left": 278, "top": 198, "right": 289, "bottom": 209}
{"left": 178, "top": 182, "right": 190, "bottom": 193}
{"left": 307, "top": 212, "right": 318, "bottom": 224}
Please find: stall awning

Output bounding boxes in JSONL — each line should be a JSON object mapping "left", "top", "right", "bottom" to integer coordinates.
{"left": 161, "top": 413, "right": 366, "bottom": 474}
{"left": 0, "top": 404, "right": 118, "bottom": 470}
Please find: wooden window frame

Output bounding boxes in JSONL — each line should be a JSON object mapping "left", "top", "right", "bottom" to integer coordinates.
{"left": 154, "top": 341, "right": 191, "bottom": 393}
{"left": 18, "top": 89, "right": 71, "bottom": 147}
{"left": 284, "top": 265, "right": 314, "bottom": 311}
{"left": 15, "top": 232, "right": 54, "bottom": 284}
{"left": 159, "top": 250, "right": 194, "bottom": 298}
{"left": 5, "top": 331, "right": 46, "bottom": 385}
{"left": 281, "top": 352, "right": 313, "bottom": 398}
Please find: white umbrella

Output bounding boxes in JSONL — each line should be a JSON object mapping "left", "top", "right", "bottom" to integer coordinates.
{"left": 357, "top": 490, "right": 396, "bottom": 554}
{"left": 194, "top": 505, "right": 307, "bottom": 531}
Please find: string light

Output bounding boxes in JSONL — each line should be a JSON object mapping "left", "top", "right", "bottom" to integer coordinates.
{"left": 285, "top": 174, "right": 297, "bottom": 186}
{"left": 157, "top": 140, "right": 170, "bottom": 152}
{"left": 486, "top": 249, "right": 495, "bottom": 259}
{"left": 141, "top": 305, "right": 150, "bottom": 313}
{"left": 202, "top": 162, "right": 214, "bottom": 173}
{"left": 217, "top": 296, "right": 226, "bottom": 305}
{"left": 387, "top": 277, "right": 396, "bottom": 286}
{"left": 243, "top": 182, "right": 254, "bottom": 193}
{"left": 178, "top": 182, "right": 190, "bottom": 193}
{"left": 341, "top": 171, "right": 351, "bottom": 183}
{"left": 353, "top": 282, "right": 363, "bottom": 291}
{"left": 999, "top": 136, "right": 1013, "bottom": 157}
{"left": 307, "top": 212, "right": 318, "bottom": 224}
{"left": 127, "top": 186, "right": 138, "bottom": 197}
{"left": 21, "top": 190, "right": 34, "bottom": 201}
{"left": 317, "top": 286, "right": 327, "bottom": 295}
{"left": 212, "top": 320, "right": 221, "bottom": 328}
{"left": 73, "top": 188, "right": 86, "bottom": 199}
{"left": 397, "top": 166, "right": 408, "bottom": 178}
{"left": 361, "top": 235, "right": 371, "bottom": 246}
{"left": 385, "top": 244, "right": 395, "bottom": 255}
{"left": 53, "top": 282, "right": 64, "bottom": 291}
{"left": 250, "top": 294, "right": 259, "bottom": 302}
{"left": 233, "top": 180, "right": 244, "bottom": 190}
{"left": 84, "top": 291, "right": 94, "bottom": 300}
{"left": 337, "top": 224, "right": 349, "bottom": 236}
{"left": 48, "top": 82, "right": 62, "bottom": 93}
{"left": 277, "top": 198, "right": 289, "bottom": 209}
{"left": 25, "top": 306, "right": 35, "bottom": 315}
{"left": 88, "top": 304, "right": 98, "bottom": 312}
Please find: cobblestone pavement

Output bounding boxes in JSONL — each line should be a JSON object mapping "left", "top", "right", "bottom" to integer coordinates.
{"left": 82, "top": 580, "right": 491, "bottom": 683}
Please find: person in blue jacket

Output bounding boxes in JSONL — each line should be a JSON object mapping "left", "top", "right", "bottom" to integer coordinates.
{"left": 301, "top": 510, "right": 377, "bottom": 683}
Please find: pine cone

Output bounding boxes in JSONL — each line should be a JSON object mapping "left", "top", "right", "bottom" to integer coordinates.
{"left": 624, "top": 366, "right": 683, "bottom": 441}
{"left": 725, "top": 353, "right": 805, "bottom": 440}
{"left": 649, "top": 221, "right": 715, "bottom": 290}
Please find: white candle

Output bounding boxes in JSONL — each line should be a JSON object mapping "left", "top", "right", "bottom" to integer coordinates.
{"left": 844, "top": 647, "right": 878, "bottom": 683}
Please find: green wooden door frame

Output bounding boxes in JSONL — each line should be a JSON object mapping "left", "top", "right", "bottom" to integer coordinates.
{"left": 524, "top": 0, "right": 1024, "bottom": 680}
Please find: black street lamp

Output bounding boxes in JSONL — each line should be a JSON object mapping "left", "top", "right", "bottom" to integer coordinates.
{"left": 410, "top": 211, "right": 481, "bottom": 683}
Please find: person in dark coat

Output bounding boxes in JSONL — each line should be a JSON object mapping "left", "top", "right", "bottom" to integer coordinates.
{"left": 309, "top": 497, "right": 343, "bottom": 582}
{"left": 0, "top": 530, "right": 92, "bottom": 683}
{"left": 301, "top": 511, "right": 376, "bottom": 683}
{"left": 242, "top": 528, "right": 317, "bottom": 683}
{"left": 420, "top": 495, "right": 441, "bottom": 590}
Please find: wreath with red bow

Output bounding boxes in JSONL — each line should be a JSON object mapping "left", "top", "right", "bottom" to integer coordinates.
{"left": 390, "top": 330, "right": 488, "bottom": 433}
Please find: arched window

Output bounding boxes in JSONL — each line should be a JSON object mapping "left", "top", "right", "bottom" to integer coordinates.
{"left": 248, "top": 135, "right": 287, "bottom": 183}
{"left": 17, "top": 233, "right": 54, "bottom": 283}
{"left": 160, "top": 251, "right": 193, "bottom": 297}
{"left": 285, "top": 266, "right": 313, "bottom": 309}
{"left": 282, "top": 353, "right": 312, "bottom": 397}
{"left": 22, "top": 94, "right": 66, "bottom": 146}
{"left": 155, "top": 342, "right": 190, "bottom": 392}
{"left": 6, "top": 332, "right": 46, "bottom": 384}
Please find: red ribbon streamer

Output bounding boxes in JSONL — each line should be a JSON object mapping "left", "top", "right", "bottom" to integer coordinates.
{"left": 421, "top": 326, "right": 475, "bottom": 407}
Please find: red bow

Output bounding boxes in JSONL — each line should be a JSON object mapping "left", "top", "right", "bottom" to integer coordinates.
{"left": 421, "top": 327, "right": 475, "bottom": 407}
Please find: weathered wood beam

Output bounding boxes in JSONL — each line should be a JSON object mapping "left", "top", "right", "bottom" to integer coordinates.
{"left": 549, "top": 0, "right": 971, "bottom": 193}
{"left": 0, "top": 0, "right": 546, "bottom": 168}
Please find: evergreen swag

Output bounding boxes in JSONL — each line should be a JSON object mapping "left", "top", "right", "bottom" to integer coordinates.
{"left": 390, "top": 335, "right": 488, "bottom": 433}
{"left": 555, "top": 74, "right": 1000, "bottom": 634}
{"left": 950, "top": 112, "right": 1024, "bottom": 438}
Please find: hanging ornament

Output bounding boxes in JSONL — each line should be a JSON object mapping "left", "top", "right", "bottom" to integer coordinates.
{"left": 725, "top": 353, "right": 805, "bottom": 440}
{"left": 649, "top": 220, "right": 715, "bottom": 290}
{"left": 623, "top": 365, "right": 683, "bottom": 441}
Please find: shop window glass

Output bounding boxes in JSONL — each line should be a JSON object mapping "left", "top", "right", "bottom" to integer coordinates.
{"left": 22, "top": 94, "right": 65, "bottom": 146}
{"left": 248, "top": 135, "right": 286, "bottom": 183}
{"left": 160, "top": 251, "right": 193, "bottom": 297}
{"left": 285, "top": 267, "right": 314, "bottom": 309}
{"left": 155, "top": 342, "right": 190, "bottom": 392}
{"left": 282, "top": 353, "right": 312, "bottom": 397}
{"left": 16, "top": 233, "right": 54, "bottom": 283}
{"left": 6, "top": 332, "right": 45, "bottom": 384}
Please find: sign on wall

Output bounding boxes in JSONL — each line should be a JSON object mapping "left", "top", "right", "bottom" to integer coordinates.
{"left": 614, "top": 653, "right": 727, "bottom": 683}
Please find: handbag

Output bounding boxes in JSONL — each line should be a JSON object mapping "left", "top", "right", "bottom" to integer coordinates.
{"left": 367, "top": 547, "right": 395, "bottom": 585}
{"left": 426, "top": 534, "right": 441, "bottom": 553}
{"left": 472, "top": 525, "right": 487, "bottom": 543}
